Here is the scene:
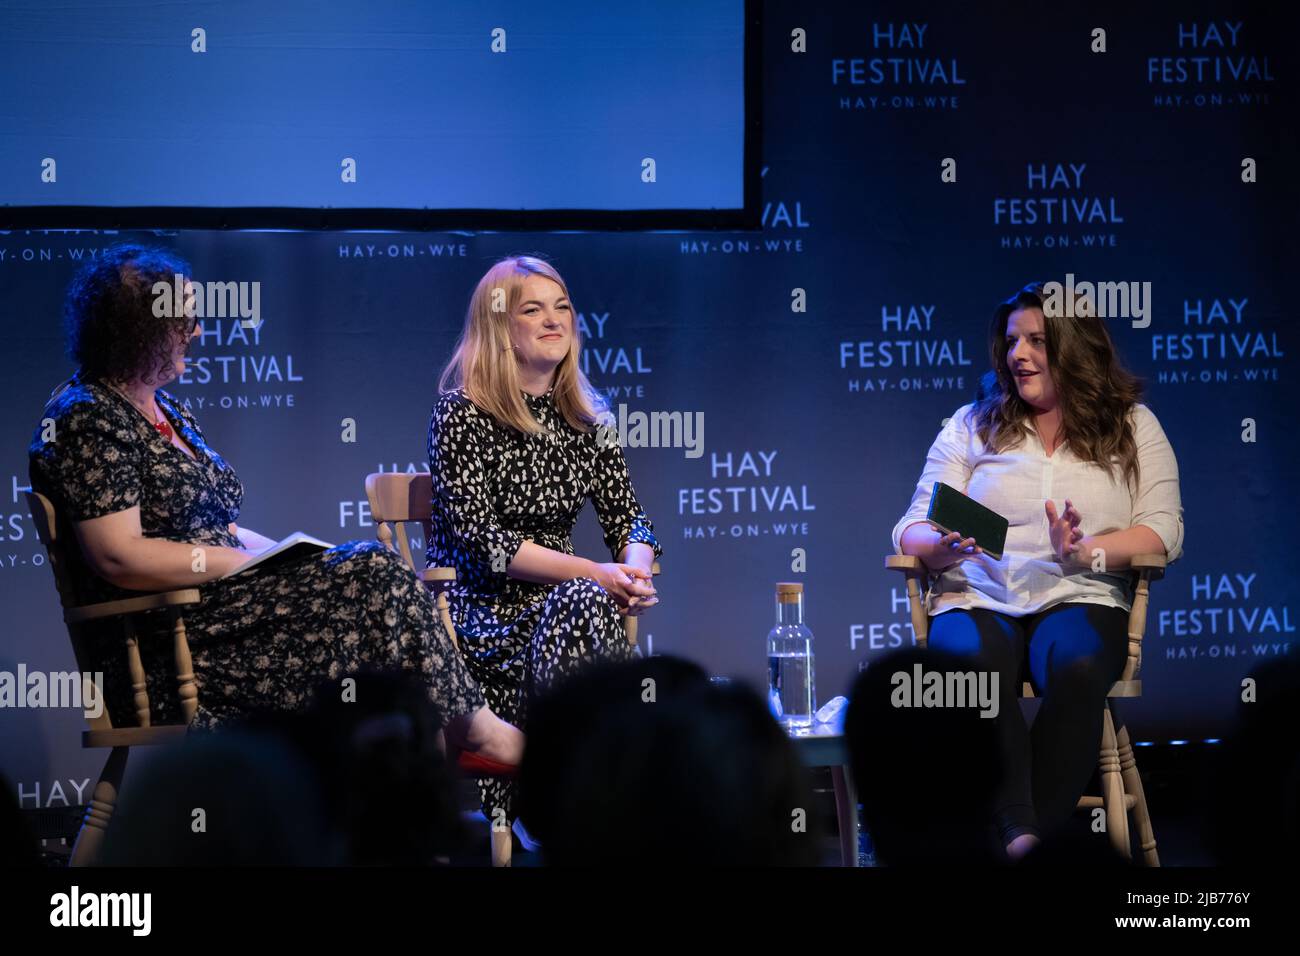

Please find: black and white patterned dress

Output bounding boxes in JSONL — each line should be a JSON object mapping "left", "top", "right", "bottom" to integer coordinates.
{"left": 427, "top": 385, "right": 663, "bottom": 822}
{"left": 28, "top": 373, "right": 483, "bottom": 730}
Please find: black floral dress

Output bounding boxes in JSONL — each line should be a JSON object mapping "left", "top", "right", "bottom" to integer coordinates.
{"left": 28, "top": 373, "right": 483, "bottom": 730}
{"left": 427, "top": 386, "right": 663, "bottom": 823}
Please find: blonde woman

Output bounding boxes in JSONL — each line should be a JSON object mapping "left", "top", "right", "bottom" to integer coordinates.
{"left": 428, "top": 255, "right": 662, "bottom": 829}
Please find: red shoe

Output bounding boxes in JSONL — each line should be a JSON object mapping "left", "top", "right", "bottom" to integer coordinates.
{"left": 456, "top": 750, "right": 519, "bottom": 777}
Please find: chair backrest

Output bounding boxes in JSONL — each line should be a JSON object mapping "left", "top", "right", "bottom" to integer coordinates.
{"left": 25, "top": 490, "right": 115, "bottom": 731}
{"left": 364, "top": 472, "right": 433, "bottom": 574}
{"left": 25, "top": 490, "right": 78, "bottom": 611}
{"left": 25, "top": 489, "right": 208, "bottom": 732}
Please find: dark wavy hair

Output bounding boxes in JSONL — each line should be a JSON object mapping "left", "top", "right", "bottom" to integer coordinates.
{"left": 971, "top": 281, "right": 1145, "bottom": 489}
{"left": 64, "top": 243, "right": 194, "bottom": 385}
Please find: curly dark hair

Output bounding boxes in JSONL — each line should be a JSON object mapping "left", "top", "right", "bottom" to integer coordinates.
{"left": 64, "top": 243, "right": 195, "bottom": 385}
{"left": 971, "top": 281, "right": 1145, "bottom": 489}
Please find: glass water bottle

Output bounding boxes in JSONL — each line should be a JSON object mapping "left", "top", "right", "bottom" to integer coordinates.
{"left": 767, "top": 582, "right": 816, "bottom": 731}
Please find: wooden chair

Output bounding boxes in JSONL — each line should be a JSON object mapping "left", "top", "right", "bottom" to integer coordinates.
{"left": 885, "top": 551, "right": 1165, "bottom": 866}
{"left": 25, "top": 490, "right": 201, "bottom": 866}
{"left": 365, "top": 471, "right": 660, "bottom": 866}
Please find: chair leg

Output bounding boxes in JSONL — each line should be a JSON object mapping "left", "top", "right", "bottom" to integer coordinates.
{"left": 490, "top": 827, "right": 513, "bottom": 867}
{"left": 1099, "top": 705, "right": 1131, "bottom": 860}
{"left": 830, "top": 764, "right": 860, "bottom": 867}
{"left": 70, "top": 746, "right": 129, "bottom": 867}
{"left": 1114, "top": 710, "right": 1160, "bottom": 867}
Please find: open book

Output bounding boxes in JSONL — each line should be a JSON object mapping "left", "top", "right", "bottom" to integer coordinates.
{"left": 222, "top": 531, "right": 334, "bottom": 578}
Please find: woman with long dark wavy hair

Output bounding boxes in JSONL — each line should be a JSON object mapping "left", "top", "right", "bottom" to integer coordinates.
{"left": 891, "top": 281, "right": 1184, "bottom": 859}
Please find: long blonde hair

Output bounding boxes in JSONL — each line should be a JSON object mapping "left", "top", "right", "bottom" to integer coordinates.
{"left": 438, "top": 255, "right": 605, "bottom": 434}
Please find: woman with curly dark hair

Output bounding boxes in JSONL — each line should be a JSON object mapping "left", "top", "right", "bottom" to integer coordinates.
{"left": 28, "top": 243, "right": 522, "bottom": 771}
{"left": 891, "top": 281, "right": 1184, "bottom": 860}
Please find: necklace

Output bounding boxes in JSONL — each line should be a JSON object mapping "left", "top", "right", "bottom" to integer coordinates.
{"left": 152, "top": 411, "right": 175, "bottom": 442}
{"left": 112, "top": 384, "right": 174, "bottom": 441}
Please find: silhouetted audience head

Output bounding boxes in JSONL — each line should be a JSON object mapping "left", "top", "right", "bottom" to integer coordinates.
{"left": 519, "top": 656, "right": 819, "bottom": 865}
{"left": 1208, "top": 657, "right": 1300, "bottom": 866}
{"left": 846, "top": 647, "right": 1003, "bottom": 865}
{"left": 99, "top": 730, "right": 336, "bottom": 865}
{"left": 100, "top": 668, "right": 465, "bottom": 866}
{"left": 238, "top": 668, "right": 465, "bottom": 865}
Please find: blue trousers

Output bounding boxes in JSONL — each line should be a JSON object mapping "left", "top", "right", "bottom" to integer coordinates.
{"left": 926, "top": 602, "right": 1130, "bottom": 842}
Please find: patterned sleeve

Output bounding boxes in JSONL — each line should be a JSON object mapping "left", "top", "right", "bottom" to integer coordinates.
{"left": 1130, "top": 404, "right": 1185, "bottom": 563}
{"left": 890, "top": 404, "right": 975, "bottom": 554}
{"left": 590, "top": 427, "right": 663, "bottom": 563}
{"left": 31, "top": 398, "right": 143, "bottom": 522}
{"left": 427, "top": 394, "right": 526, "bottom": 583}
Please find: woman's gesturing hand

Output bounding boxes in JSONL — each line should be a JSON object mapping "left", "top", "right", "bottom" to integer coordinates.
{"left": 1045, "top": 497, "right": 1084, "bottom": 562}
{"left": 591, "top": 562, "right": 658, "bottom": 616}
{"left": 932, "top": 529, "right": 983, "bottom": 570}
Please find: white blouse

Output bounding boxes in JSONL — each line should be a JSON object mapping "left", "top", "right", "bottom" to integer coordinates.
{"left": 891, "top": 402, "right": 1184, "bottom": 618}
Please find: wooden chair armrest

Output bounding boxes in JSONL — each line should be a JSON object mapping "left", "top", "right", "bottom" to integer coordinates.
{"left": 1120, "top": 555, "right": 1166, "bottom": 681}
{"left": 885, "top": 554, "right": 926, "bottom": 575}
{"left": 422, "top": 561, "right": 657, "bottom": 583}
{"left": 1131, "top": 553, "right": 1166, "bottom": 580}
{"left": 885, "top": 554, "right": 931, "bottom": 646}
{"left": 420, "top": 562, "right": 658, "bottom": 587}
{"left": 64, "top": 589, "right": 203, "bottom": 625}
{"left": 890, "top": 553, "right": 1164, "bottom": 575}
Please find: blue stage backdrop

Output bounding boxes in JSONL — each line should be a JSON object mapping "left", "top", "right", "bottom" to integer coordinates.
{"left": 1, "top": 0, "right": 1296, "bottom": 810}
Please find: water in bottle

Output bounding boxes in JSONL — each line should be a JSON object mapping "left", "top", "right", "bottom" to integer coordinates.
{"left": 767, "top": 582, "right": 816, "bottom": 731}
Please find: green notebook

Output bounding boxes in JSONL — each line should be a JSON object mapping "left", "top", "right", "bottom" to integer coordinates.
{"left": 925, "top": 482, "right": 1009, "bottom": 561}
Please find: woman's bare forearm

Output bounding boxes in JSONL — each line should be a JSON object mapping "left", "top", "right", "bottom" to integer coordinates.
{"left": 506, "top": 539, "right": 600, "bottom": 585}
{"left": 1074, "top": 525, "right": 1166, "bottom": 571}
{"left": 619, "top": 542, "right": 654, "bottom": 575}
{"left": 88, "top": 536, "right": 251, "bottom": 591}
{"left": 899, "top": 521, "right": 957, "bottom": 572}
